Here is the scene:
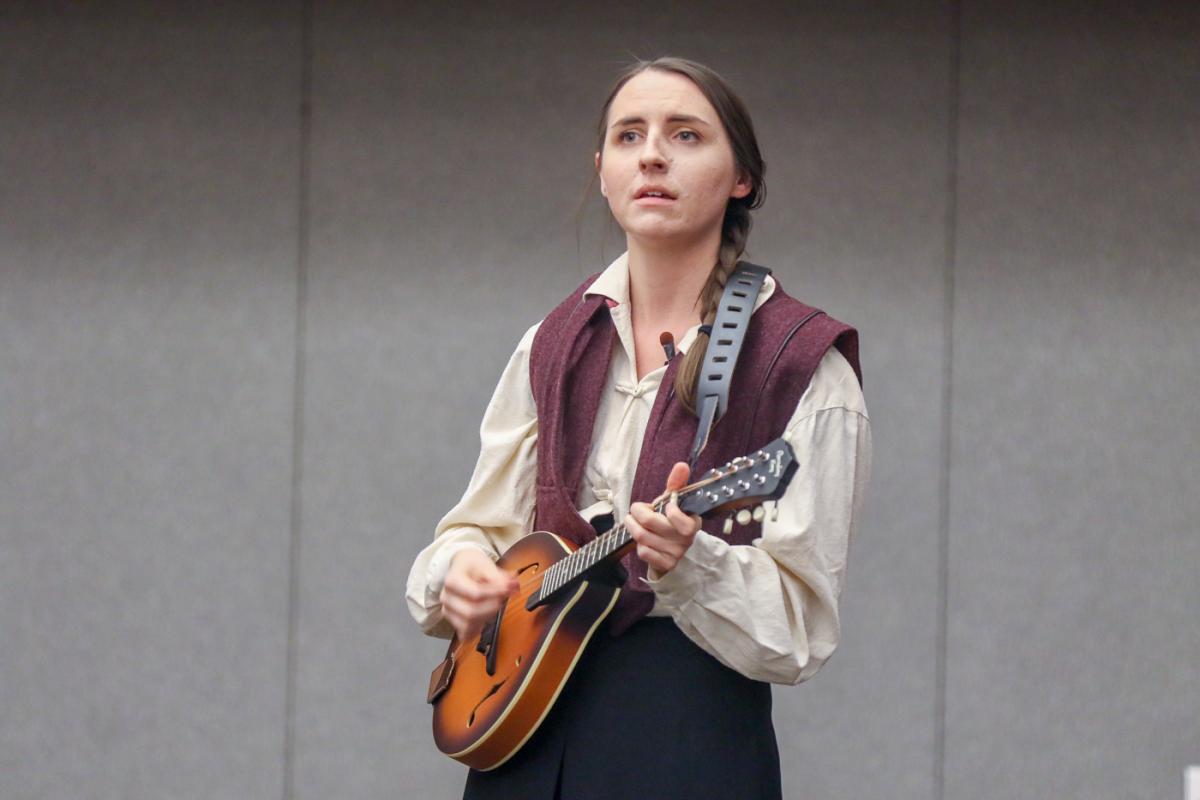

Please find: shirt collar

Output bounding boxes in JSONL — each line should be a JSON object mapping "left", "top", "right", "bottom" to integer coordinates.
{"left": 583, "top": 251, "right": 632, "bottom": 307}
{"left": 583, "top": 250, "right": 777, "bottom": 319}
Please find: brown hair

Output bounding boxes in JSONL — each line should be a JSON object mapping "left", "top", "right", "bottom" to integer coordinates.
{"left": 593, "top": 57, "right": 766, "bottom": 414}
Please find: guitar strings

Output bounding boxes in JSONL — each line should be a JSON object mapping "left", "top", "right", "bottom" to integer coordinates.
{"left": 447, "top": 517, "right": 652, "bottom": 661}
{"left": 446, "top": 470, "right": 749, "bottom": 660}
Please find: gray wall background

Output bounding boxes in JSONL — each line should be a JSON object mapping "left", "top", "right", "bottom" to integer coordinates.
{"left": 2, "top": 2, "right": 1196, "bottom": 799}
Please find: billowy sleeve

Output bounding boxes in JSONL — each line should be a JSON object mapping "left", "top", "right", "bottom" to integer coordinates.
{"left": 405, "top": 322, "right": 541, "bottom": 639}
{"left": 645, "top": 346, "right": 872, "bottom": 684}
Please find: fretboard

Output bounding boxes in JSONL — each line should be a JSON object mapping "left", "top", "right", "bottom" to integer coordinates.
{"left": 526, "top": 437, "right": 795, "bottom": 608}
{"left": 534, "top": 497, "right": 669, "bottom": 601}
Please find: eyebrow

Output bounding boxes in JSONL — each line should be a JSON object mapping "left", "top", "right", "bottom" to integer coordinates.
{"left": 608, "top": 113, "right": 712, "bottom": 129}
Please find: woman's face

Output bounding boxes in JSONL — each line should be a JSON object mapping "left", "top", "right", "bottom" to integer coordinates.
{"left": 596, "top": 69, "right": 751, "bottom": 247}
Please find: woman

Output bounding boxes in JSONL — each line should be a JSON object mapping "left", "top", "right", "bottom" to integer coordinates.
{"left": 407, "top": 57, "right": 871, "bottom": 799}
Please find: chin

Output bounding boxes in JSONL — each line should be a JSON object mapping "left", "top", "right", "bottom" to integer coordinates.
{"left": 621, "top": 219, "right": 694, "bottom": 243}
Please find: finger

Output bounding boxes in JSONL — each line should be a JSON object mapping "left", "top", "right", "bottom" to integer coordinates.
{"left": 446, "top": 573, "right": 513, "bottom": 602}
{"left": 454, "top": 618, "right": 482, "bottom": 643}
{"left": 629, "top": 503, "right": 664, "bottom": 529}
{"left": 628, "top": 520, "right": 684, "bottom": 560}
{"left": 626, "top": 514, "right": 656, "bottom": 544}
{"left": 468, "top": 572, "right": 514, "bottom": 598}
{"left": 643, "top": 513, "right": 679, "bottom": 539}
{"left": 453, "top": 604, "right": 506, "bottom": 633}
{"left": 483, "top": 568, "right": 521, "bottom": 594}
{"left": 636, "top": 544, "right": 673, "bottom": 574}
{"left": 439, "top": 596, "right": 469, "bottom": 631}
{"left": 453, "top": 605, "right": 499, "bottom": 643}
{"left": 445, "top": 608, "right": 470, "bottom": 640}
{"left": 441, "top": 591, "right": 503, "bottom": 623}
{"left": 440, "top": 593, "right": 476, "bottom": 622}
{"left": 664, "top": 461, "right": 691, "bottom": 493}
{"left": 633, "top": 504, "right": 685, "bottom": 539}
{"left": 443, "top": 578, "right": 493, "bottom": 603}
{"left": 628, "top": 520, "right": 667, "bottom": 550}
{"left": 462, "top": 556, "right": 512, "bottom": 587}
{"left": 630, "top": 502, "right": 680, "bottom": 536}
{"left": 629, "top": 501, "right": 653, "bottom": 520}
{"left": 665, "top": 503, "right": 701, "bottom": 536}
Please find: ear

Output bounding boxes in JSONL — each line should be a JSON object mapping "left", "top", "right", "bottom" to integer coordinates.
{"left": 595, "top": 151, "right": 607, "bottom": 198}
{"left": 730, "top": 167, "right": 752, "bottom": 200}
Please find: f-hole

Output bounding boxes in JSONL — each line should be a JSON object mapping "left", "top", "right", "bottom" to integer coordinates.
{"left": 468, "top": 677, "right": 509, "bottom": 727}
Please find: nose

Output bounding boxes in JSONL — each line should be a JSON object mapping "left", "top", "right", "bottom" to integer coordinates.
{"left": 638, "top": 132, "right": 668, "bottom": 171}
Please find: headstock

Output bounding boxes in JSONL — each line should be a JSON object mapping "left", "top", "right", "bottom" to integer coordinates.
{"left": 677, "top": 437, "right": 797, "bottom": 520}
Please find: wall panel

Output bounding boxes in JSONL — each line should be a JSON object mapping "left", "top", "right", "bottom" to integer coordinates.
{"left": 946, "top": 5, "right": 1200, "bottom": 799}
{"left": 0, "top": 4, "right": 300, "bottom": 798}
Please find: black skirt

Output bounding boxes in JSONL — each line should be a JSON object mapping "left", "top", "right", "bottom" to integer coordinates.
{"left": 463, "top": 616, "right": 782, "bottom": 800}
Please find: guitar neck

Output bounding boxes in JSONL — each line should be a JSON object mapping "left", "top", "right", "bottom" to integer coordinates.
{"left": 531, "top": 495, "right": 676, "bottom": 606}
{"left": 526, "top": 437, "right": 796, "bottom": 610}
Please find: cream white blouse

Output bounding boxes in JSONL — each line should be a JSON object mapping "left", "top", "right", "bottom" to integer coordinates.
{"left": 406, "top": 253, "right": 872, "bottom": 685}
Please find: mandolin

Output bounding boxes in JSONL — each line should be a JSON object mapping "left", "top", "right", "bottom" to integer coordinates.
{"left": 426, "top": 438, "right": 798, "bottom": 771}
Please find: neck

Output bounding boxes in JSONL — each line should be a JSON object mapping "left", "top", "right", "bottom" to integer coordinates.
{"left": 625, "top": 230, "right": 723, "bottom": 327}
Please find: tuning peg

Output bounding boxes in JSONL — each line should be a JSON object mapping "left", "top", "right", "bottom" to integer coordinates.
{"left": 770, "top": 503, "right": 779, "bottom": 522}
{"left": 752, "top": 505, "right": 765, "bottom": 522}
{"left": 723, "top": 515, "right": 734, "bottom": 535}
{"left": 736, "top": 509, "right": 752, "bottom": 526}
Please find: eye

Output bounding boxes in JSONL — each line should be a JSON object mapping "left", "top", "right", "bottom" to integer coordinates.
{"left": 617, "top": 130, "right": 640, "bottom": 144}
{"left": 677, "top": 130, "right": 699, "bottom": 142}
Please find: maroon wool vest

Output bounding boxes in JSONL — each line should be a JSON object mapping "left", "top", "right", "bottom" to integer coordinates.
{"left": 529, "top": 271, "right": 861, "bottom": 636}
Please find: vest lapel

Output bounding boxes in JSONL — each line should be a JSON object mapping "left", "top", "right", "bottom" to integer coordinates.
{"left": 529, "top": 275, "right": 862, "bottom": 637}
{"left": 534, "top": 293, "right": 615, "bottom": 544}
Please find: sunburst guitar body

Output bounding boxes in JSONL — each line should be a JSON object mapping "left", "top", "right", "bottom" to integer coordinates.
{"left": 426, "top": 438, "right": 798, "bottom": 771}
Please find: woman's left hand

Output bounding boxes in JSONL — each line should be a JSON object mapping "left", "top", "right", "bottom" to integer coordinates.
{"left": 626, "top": 461, "right": 703, "bottom": 576}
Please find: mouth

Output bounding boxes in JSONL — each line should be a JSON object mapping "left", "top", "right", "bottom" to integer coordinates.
{"left": 633, "top": 186, "right": 677, "bottom": 203}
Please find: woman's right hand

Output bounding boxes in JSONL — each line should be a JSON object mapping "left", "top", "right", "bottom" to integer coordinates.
{"left": 439, "top": 548, "right": 521, "bottom": 642}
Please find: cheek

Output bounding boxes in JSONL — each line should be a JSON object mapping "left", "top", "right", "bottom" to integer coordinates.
{"left": 694, "top": 159, "right": 737, "bottom": 193}
{"left": 599, "top": 159, "right": 633, "bottom": 196}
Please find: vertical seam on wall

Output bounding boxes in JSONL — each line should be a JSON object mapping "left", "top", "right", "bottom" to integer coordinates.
{"left": 283, "top": 1, "right": 314, "bottom": 798}
{"left": 936, "top": 2, "right": 963, "bottom": 800}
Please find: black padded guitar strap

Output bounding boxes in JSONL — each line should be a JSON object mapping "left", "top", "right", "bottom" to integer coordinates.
{"left": 687, "top": 261, "right": 771, "bottom": 470}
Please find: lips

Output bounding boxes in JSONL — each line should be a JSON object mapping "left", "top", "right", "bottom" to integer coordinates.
{"left": 634, "top": 186, "right": 677, "bottom": 200}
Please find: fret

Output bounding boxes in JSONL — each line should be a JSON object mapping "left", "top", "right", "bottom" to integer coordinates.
{"left": 538, "top": 463, "right": 769, "bottom": 603}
